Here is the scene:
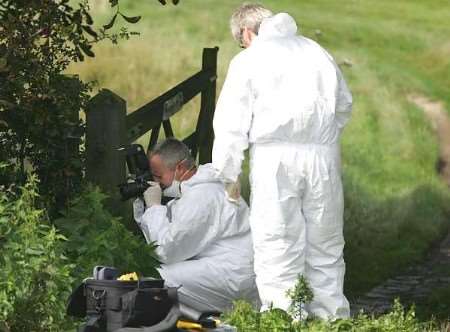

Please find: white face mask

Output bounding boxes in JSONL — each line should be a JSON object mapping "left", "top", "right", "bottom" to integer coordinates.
{"left": 162, "top": 179, "right": 181, "bottom": 198}
{"left": 162, "top": 162, "right": 184, "bottom": 198}
{"left": 161, "top": 160, "right": 195, "bottom": 198}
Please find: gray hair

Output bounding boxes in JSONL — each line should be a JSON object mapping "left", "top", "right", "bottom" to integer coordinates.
{"left": 150, "top": 138, "right": 195, "bottom": 170}
{"left": 230, "top": 3, "right": 273, "bottom": 43}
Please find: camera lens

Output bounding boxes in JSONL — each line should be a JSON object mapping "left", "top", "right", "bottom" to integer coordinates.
{"left": 118, "top": 180, "right": 150, "bottom": 201}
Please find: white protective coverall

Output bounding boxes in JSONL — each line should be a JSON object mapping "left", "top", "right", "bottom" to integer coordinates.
{"left": 212, "top": 13, "right": 352, "bottom": 319}
{"left": 133, "top": 163, "right": 259, "bottom": 312}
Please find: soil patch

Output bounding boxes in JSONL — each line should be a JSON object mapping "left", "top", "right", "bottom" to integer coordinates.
{"left": 408, "top": 94, "right": 450, "bottom": 187}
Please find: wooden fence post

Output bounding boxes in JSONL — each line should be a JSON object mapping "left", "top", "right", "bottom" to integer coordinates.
{"left": 196, "top": 47, "right": 218, "bottom": 164}
{"left": 86, "top": 89, "right": 126, "bottom": 197}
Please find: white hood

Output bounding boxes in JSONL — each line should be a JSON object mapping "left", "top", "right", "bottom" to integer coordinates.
{"left": 182, "top": 163, "right": 220, "bottom": 188}
{"left": 258, "top": 13, "right": 298, "bottom": 39}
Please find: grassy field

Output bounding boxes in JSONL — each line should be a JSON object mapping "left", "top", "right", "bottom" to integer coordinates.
{"left": 68, "top": 0, "right": 450, "bottom": 306}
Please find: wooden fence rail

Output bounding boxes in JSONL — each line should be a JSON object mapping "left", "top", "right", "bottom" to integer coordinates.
{"left": 85, "top": 47, "right": 218, "bottom": 201}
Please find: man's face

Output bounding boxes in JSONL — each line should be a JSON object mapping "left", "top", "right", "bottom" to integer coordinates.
{"left": 149, "top": 154, "right": 175, "bottom": 189}
{"left": 239, "top": 27, "right": 255, "bottom": 49}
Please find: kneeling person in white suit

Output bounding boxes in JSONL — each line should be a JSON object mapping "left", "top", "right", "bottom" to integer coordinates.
{"left": 133, "top": 138, "right": 259, "bottom": 312}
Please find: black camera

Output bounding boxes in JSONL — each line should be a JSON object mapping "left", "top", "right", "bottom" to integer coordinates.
{"left": 118, "top": 144, "right": 153, "bottom": 201}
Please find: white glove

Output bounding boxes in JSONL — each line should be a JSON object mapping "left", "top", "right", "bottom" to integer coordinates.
{"left": 143, "top": 181, "right": 162, "bottom": 207}
{"left": 225, "top": 180, "right": 241, "bottom": 203}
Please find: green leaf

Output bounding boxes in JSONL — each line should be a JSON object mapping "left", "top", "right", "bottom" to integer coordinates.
{"left": 75, "top": 47, "right": 84, "bottom": 61}
{"left": 72, "top": 9, "right": 82, "bottom": 24}
{"left": 80, "top": 44, "right": 95, "bottom": 58}
{"left": 25, "top": 248, "right": 44, "bottom": 255}
{"left": 120, "top": 13, "right": 141, "bottom": 24}
{"left": 103, "top": 13, "right": 117, "bottom": 30}
{"left": 82, "top": 25, "right": 98, "bottom": 38}
{"left": 82, "top": 9, "right": 94, "bottom": 25}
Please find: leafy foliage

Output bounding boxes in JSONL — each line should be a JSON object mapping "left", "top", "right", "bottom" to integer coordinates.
{"left": 0, "top": 175, "right": 74, "bottom": 332}
{"left": 286, "top": 274, "right": 314, "bottom": 321}
{"left": 55, "top": 185, "right": 160, "bottom": 283}
{"left": 0, "top": 0, "right": 151, "bottom": 214}
{"left": 0, "top": 173, "right": 161, "bottom": 331}
{"left": 0, "top": 0, "right": 97, "bottom": 213}
{"left": 224, "top": 277, "right": 445, "bottom": 331}
{"left": 224, "top": 299, "right": 442, "bottom": 331}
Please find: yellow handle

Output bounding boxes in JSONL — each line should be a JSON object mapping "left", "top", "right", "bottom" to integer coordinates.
{"left": 176, "top": 320, "right": 203, "bottom": 330}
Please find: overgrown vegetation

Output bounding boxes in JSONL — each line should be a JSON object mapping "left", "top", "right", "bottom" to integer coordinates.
{"left": 0, "top": 176, "right": 74, "bottom": 331}
{"left": 55, "top": 185, "right": 160, "bottom": 284}
{"left": 0, "top": 0, "right": 94, "bottom": 212}
{"left": 0, "top": 1, "right": 164, "bottom": 329}
{"left": 224, "top": 277, "right": 447, "bottom": 331}
{"left": 0, "top": 0, "right": 143, "bottom": 214}
{"left": 224, "top": 299, "right": 447, "bottom": 332}
{"left": 0, "top": 174, "right": 161, "bottom": 330}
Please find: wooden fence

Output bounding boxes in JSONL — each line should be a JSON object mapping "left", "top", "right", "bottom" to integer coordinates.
{"left": 85, "top": 47, "right": 218, "bottom": 200}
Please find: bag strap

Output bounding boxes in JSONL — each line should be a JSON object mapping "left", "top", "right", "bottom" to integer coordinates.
{"left": 79, "top": 287, "right": 106, "bottom": 332}
{"left": 91, "top": 288, "right": 107, "bottom": 312}
{"left": 167, "top": 287, "right": 178, "bottom": 302}
{"left": 78, "top": 314, "right": 102, "bottom": 332}
{"left": 115, "top": 305, "right": 181, "bottom": 332}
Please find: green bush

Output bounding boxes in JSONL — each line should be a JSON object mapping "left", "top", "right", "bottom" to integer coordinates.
{"left": 0, "top": 0, "right": 95, "bottom": 213}
{"left": 224, "top": 300, "right": 442, "bottom": 332}
{"left": 0, "top": 175, "right": 74, "bottom": 332}
{"left": 0, "top": 173, "right": 161, "bottom": 331}
{"left": 55, "top": 185, "right": 160, "bottom": 283}
{"left": 0, "top": 0, "right": 142, "bottom": 215}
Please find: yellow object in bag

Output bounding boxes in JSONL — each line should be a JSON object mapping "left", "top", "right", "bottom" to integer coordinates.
{"left": 117, "top": 272, "right": 139, "bottom": 281}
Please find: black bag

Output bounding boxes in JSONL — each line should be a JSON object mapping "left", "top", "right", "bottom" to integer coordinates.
{"left": 121, "top": 287, "right": 175, "bottom": 327}
{"left": 67, "top": 277, "right": 180, "bottom": 332}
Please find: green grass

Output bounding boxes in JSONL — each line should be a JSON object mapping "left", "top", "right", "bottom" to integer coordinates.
{"left": 68, "top": 0, "right": 450, "bottom": 312}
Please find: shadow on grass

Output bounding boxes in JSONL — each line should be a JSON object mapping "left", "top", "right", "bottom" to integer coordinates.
{"left": 343, "top": 181, "right": 450, "bottom": 301}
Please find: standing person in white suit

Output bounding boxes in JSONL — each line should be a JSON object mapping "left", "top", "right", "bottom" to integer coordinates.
{"left": 212, "top": 3, "right": 352, "bottom": 319}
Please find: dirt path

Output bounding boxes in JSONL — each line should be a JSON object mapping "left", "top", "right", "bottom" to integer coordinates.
{"left": 351, "top": 95, "right": 450, "bottom": 316}
{"left": 408, "top": 94, "right": 450, "bottom": 187}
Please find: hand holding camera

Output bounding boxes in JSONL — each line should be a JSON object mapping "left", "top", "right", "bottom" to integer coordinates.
{"left": 143, "top": 181, "right": 162, "bottom": 207}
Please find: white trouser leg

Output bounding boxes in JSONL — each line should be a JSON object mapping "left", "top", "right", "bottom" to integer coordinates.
{"left": 249, "top": 143, "right": 349, "bottom": 319}
{"left": 250, "top": 195, "right": 306, "bottom": 311}
{"left": 303, "top": 169, "right": 350, "bottom": 319}
{"left": 249, "top": 146, "right": 306, "bottom": 312}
